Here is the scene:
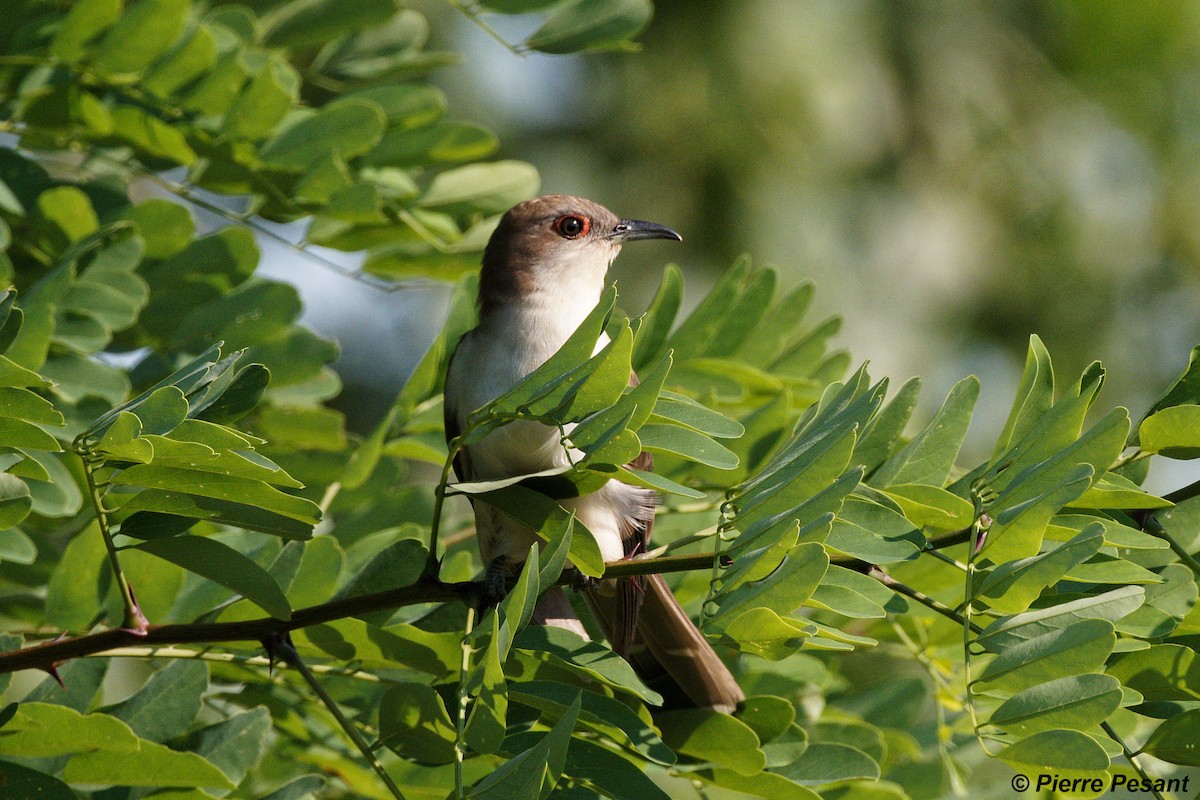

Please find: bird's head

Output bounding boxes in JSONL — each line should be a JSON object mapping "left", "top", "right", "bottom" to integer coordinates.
{"left": 479, "top": 194, "right": 681, "bottom": 313}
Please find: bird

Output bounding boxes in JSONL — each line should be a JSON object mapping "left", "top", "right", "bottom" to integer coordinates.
{"left": 443, "top": 194, "right": 744, "bottom": 713}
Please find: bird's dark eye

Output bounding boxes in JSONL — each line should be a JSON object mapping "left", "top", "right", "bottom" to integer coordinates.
{"left": 553, "top": 214, "right": 589, "bottom": 239}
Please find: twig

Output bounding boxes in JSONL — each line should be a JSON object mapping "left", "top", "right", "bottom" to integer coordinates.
{"left": 78, "top": 456, "right": 145, "bottom": 632}
{"left": 454, "top": 604, "right": 477, "bottom": 799}
{"left": 869, "top": 568, "right": 983, "bottom": 634}
{"left": 444, "top": 1, "right": 525, "bottom": 56}
{"left": 283, "top": 641, "right": 408, "bottom": 800}
{"left": 1101, "top": 721, "right": 1167, "bottom": 800}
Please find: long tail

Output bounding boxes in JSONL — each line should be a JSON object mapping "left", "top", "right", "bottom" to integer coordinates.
{"left": 585, "top": 574, "right": 744, "bottom": 713}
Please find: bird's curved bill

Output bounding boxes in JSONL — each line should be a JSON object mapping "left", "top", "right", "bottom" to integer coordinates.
{"left": 607, "top": 219, "right": 683, "bottom": 242}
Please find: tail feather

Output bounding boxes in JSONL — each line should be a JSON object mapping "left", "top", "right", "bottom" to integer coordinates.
{"left": 586, "top": 574, "right": 743, "bottom": 713}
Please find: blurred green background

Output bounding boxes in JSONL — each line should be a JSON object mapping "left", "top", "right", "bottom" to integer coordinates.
{"left": 292, "top": 0, "right": 1200, "bottom": 482}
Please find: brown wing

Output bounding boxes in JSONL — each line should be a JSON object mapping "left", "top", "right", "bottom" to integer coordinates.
{"left": 442, "top": 344, "right": 473, "bottom": 485}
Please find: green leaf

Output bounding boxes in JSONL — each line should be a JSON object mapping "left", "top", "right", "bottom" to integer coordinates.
{"left": 1139, "top": 343, "right": 1200, "bottom": 426}
{"left": 657, "top": 708, "right": 765, "bottom": 776}
{"left": 986, "top": 362, "right": 1105, "bottom": 485}
{"left": 474, "top": 286, "right": 615, "bottom": 422}
{"left": 51, "top": 0, "right": 122, "bottom": 61}
{"left": 92, "top": 0, "right": 188, "bottom": 75}
{"left": 334, "top": 538, "right": 426, "bottom": 599}
{"left": 880, "top": 483, "right": 974, "bottom": 532}
{"left": 526, "top": 0, "right": 652, "bottom": 53}
{"left": 0, "top": 356, "right": 49, "bottom": 389}
{"left": 650, "top": 390, "right": 744, "bottom": 438}
{"left": 989, "top": 674, "right": 1123, "bottom": 737}
{"left": 870, "top": 376, "right": 979, "bottom": 487}
{"left": 778, "top": 742, "right": 880, "bottom": 785}
{"left": 718, "top": 607, "right": 813, "bottom": 660}
{"left": 294, "top": 619, "right": 458, "bottom": 676}
{"left": 142, "top": 25, "right": 218, "bottom": 97}
{"left": 0, "top": 473, "right": 32, "bottom": 529}
{"left": 463, "top": 613, "right": 508, "bottom": 754}
{"left": 0, "top": 386, "right": 60, "bottom": 424}
{"left": 467, "top": 693, "right": 579, "bottom": 798}
{"left": 549, "top": 735, "right": 674, "bottom": 799}
{"left": 983, "top": 464, "right": 1095, "bottom": 564}
{"left": 34, "top": 186, "right": 98, "bottom": 248}
{"left": 571, "top": 354, "right": 669, "bottom": 454}
{"left": 1139, "top": 404, "right": 1200, "bottom": 458}
{"left": 977, "top": 586, "right": 1145, "bottom": 652}
{"left": 827, "top": 496, "right": 922, "bottom": 564}
{"left": 472, "top": 484, "right": 604, "bottom": 577}
{"left": 995, "top": 729, "right": 1109, "bottom": 775}
{"left": 1139, "top": 709, "right": 1200, "bottom": 765}
{"left": 0, "top": 527, "right": 35, "bottom": 564}
{"left": 1108, "top": 643, "right": 1200, "bottom": 701}
{"left": 223, "top": 58, "right": 297, "bottom": 140}
{"left": 631, "top": 264, "right": 682, "bottom": 370}
{"left": 62, "top": 740, "right": 236, "bottom": 789}
{"left": 977, "top": 524, "right": 1105, "bottom": 614}
{"left": 1066, "top": 471, "right": 1171, "bottom": 510}
{"left": 855, "top": 377, "right": 920, "bottom": 472}
{"left": 119, "top": 490, "right": 315, "bottom": 540}
{"left": 109, "top": 106, "right": 197, "bottom": 165}
{"left": 1115, "top": 563, "right": 1198, "bottom": 638}
{"left": 0, "top": 417, "right": 63, "bottom": 452}
{"left": 188, "top": 707, "right": 273, "bottom": 786}
{"left": 104, "top": 660, "right": 207, "bottom": 743}
{"left": 637, "top": 423, "right": 739, "bottom": 469}
{"left": 975, "top": 619, "right": 1116, "bottom": 693}
{"left": 993, "top": 335, "right": 1055, "bottom": 459}
{"left": 513, "top": 626, "right": 662, "bottom": 705}
{"left": 133, "top": 535, "right": 292, "bottom": 619}
{"left": 261, "top": 100, "right": 387, "bottom": 171}
{"left": 364, "top": 121, "right": 498, "bottom": 168}
{"left": 808, "top": 565, "right": 900, "bottom": 619}
{"left": 0, "top": 702, "right": 138, "bottom": 756}
{"left": 377, "top": 683, "right": 457, "bottom": 764}
{"left": 510, "top": 680, "right": 673, "bottom": 765}
{"left": 701, "top": 769, "right": 820, "bottom": 800}
{"left": 419, "top": 160, "right": 540, "bottom": 213}
{"left": 262, "top": 0, "right": 400, "bottom": 48}
{"left": 112, "top": 466, "right": 320, "bottom": 523}
{"left": 710, "top": 542, "right": 829, "bottom": 626}
{"left": 0, "top": 761, "right": 76, "bottom": 800}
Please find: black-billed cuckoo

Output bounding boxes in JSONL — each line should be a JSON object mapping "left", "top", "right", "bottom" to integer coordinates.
{"left": 444, "top": 195, "right": 744, "bottom": 713}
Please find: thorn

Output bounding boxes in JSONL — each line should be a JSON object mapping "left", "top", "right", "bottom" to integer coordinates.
{"left": 260, "top": 632, "right": 298, "bottom": 676}
{"left": 43, "top": 663, "right": 65, "bottom": 689}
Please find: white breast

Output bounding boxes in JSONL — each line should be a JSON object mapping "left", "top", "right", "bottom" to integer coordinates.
{"left": 445, "top": 277, "right": 651, "bottom": 567}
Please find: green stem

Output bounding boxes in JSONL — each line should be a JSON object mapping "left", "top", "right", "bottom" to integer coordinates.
{"left": 429, "top": 437, "right": 463, "bottom": 576}
{"left": 445, "top": 0, "right": 525, "bottom": 55}
{"left": 455, "top": 603, "right": 477, "bottom": 799}
{"left": 1111, "top": 448, "right": 1149, "bottom": 472}
{"left": 869, "top": 568, "right": 983, "bottom": 634}
{"left": 962, "top": 515, "right": 992, "bottom": 756}
{"left": 79, "top": 456, "right": 145, "bottom": 632}
{"left": 1145, "top": 517, "right": 1200, "bottom": 579}
{"left": 90, "top": 646, "right": 387, "bottom": 683}
{"left": 288, "top": 648, "right": 408, "bottom": 800}
{"left": 1101, "top": 721, "right": 1168, "bottom": 800}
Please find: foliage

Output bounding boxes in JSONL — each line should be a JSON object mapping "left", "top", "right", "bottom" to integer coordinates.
{"left": 0, "top": 2, "right": 1198, "bottom": 800}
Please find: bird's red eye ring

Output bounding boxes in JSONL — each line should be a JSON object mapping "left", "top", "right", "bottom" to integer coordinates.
{"left": 553, "top": 214, "right": 590, "bottom": 239}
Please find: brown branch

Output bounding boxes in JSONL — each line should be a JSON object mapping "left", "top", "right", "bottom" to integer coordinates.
{"left": 0, "top": 526, "right": 977, "bottom": 676}
{"left": 0, "top": 580, "right": 469, "bottom": 675}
